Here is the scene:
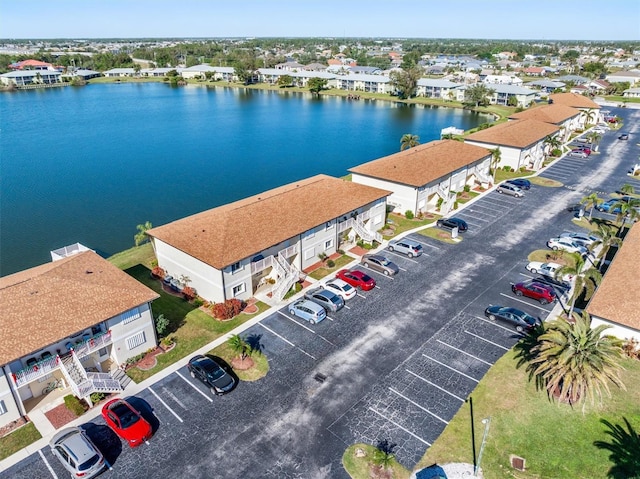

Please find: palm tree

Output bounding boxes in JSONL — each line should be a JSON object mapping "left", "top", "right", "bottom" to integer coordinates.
{"left": 580, "top": 193, "right": 602, "bottom": 221}
{"left": 400, "top": 134, "right": 420, "bottom": 151}
{"left": 614, "top": 198, "right": 640, "bottom": 225}
{"left": 619, "top": 183, "right": 635, "bottom": 195}
{"left": 584, "top": 108, "right": 596, "bottom": 127}
{"left": 585, "top": 131, "right": 602, "bottom": 152}
{"left": 543, "top": 135, "right": 561, "bottom": 157}
{"left": 525, "top": 312, "right": 625, "bottom": 409}
{"left": 588, "top": 224, "right": 622, "bottom": 272}
{"left": 134, "top": 221, "right": 152, "bottom": 246}
{"left": 489, "top": 147, "right": 502, "bottom": 184}
{"left": 371, "top": 439, "right": 396, "bottom": 476}
{"left": 555, "top": 252, "right": 602, "bottom": 319}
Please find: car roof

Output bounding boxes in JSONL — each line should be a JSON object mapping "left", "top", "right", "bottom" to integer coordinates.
{"left": 326, "top": 278, "right": 349, "bottom": 288}
{"left": 296, "top": 299, "right": 325, "bottom": 312}
{"left": 52, "top": 428, "right": 97, "bottom": 463}
{"left": 391, "top": 238, "right": 421, "bottom": 246}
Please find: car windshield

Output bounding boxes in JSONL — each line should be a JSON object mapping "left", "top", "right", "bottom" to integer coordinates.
{"left": 361, "top": 274, "right": 373, "bottom": 282}
{"left": 207, "top": 368, "right": 225, "bottom": 381}
{"left": 379, "top": 258, "right": 390, "bottom": 266}
{"left": 341, "top": 283, "right": 353, "bottom": 291}
{"left": 112, "top": 403, "right": 140, "bottom": 429}
{"left": 330, "top": 296, "right": 341, "bottom": 304}
{"left": 523, "top": 315, "right": 537, "bottom": 325}
{"left": 413, "top": 244, "right": 422, "bottom": 251}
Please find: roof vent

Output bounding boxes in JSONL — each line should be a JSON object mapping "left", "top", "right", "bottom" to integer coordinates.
{"left": 86, "top": 270, "right": 93, "bottom": 274}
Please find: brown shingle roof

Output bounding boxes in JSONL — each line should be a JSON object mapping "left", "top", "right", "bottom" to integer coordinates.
{"left": 548, "top": 92, "right": 600, "bottom": 109}
{"left": 586, "top": 224, "right": 640, "bottom": 331}
{"left": 0, "top": 251, "right": 159, "bottom": 365}
{"left": 508, "top": 104, "right": 581, "bottom": 124}
{"left": 465, "top": 119, "right": 559, "bottom": 148}
{"left": 147, "top": 175, "right": 391, "bottom": 270}
{"left": 349, "top": 140, "right": 491, "bottom": 187}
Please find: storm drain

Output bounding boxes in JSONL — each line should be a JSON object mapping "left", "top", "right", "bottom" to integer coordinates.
{"left": 314, "top": 373, "right": 327, "bottom": 383}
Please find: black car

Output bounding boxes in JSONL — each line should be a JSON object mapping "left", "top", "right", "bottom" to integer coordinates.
{"left": 436, "top": 217, "right": 468, "bottom": 232}
{"left": 506, "top": 178, "right": 531, "bottom": 190}
{"left": 532, "top": 276, "right": 571, "bottom": 293}
{"left": 566, "top": 203, "right": 583, "bottom": 213}
{"left": 187, "top": 355, "right": 235, "bottom": 395}
{"left": 618, "top": 133, "right": 629, "bottom": 140}
{"left": 484, "top": 305, "right": 541, "bottom": 332}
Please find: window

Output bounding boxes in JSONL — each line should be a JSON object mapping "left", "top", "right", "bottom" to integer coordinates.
{"left": 0, "top": 400, "right": 7, "bottom": 415}
{"left": 325, "top": 221, "right": 334, "bottom": 230}
{"left": 122, "top": 307, "right": 140, "bottom": 325}
{"left": 126, "top": 331, "right": 146, "bottom": 350}
{"left": 231, "top": 262, "right": 242, "bottom": 273}
{"left": 324, "top": 239, "right": 333, "bottom": 250}
{"left": 232, "top": 283, "right": 245, "bottom": 297}
{"left": 98, "top": 347, "right": 108, "bottom": 357}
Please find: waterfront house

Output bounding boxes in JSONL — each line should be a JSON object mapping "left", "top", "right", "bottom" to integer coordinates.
{"left": 508, "top": 104, "right": 582, "bottom": 142}
{"left": 349, "top": 140, "right": 492, "bottom": 216}
{"left": 547, "top": 92, "right": 601, "bottom": 126}
{"left": 485, "top": 84, "right": 536, "bottom": 107}
{"left": 465, "top": 119, "right": 560, "bottom": 171}
{"left": 605, "top": 70, "right": 640, "bottom": 86}
{"left": 146, "top": 175, "right": 390, "bottom": 304}
{"left": 181, "top": 64, "right": 235, "bottom": 81}
{"left": 256, "top": 68, "right": 337, "bottom": 87}
{"left": 416, "top": 79, "right": 462, "bottom": 100}
{"left": 0, "top": 246, "right": 159, "bottom": 429}
{"left": 334, "top": 73, "right": 392, "bottom": 94}
{"left": 103, "top": 67, "right": 136, "bottom": 77}
{"left": 0, "top": 70, "right": 62, "bottom": 87}
{"left": 586, "top": 224, "right": 640, "bottom": 344}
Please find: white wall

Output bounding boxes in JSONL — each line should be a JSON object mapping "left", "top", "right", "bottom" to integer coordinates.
{"left": 107, "top": 303, "right": 157, "bottom": 364}
{"left": 351, "top": 174, "right": 417, "bottom": 214}
{"left": 591, "top": 316, "right": 640, "bottom": 344}
{"left": 0, "top": 370, "right": 21, "bottom": 429}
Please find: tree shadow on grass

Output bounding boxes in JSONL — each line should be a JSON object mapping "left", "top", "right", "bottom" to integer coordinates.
{"left": 594, "top": 417, "right": 640, "bottom": 478}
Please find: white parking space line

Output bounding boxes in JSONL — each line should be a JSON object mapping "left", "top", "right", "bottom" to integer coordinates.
{"left": 469, "top": 199, "right": 512, "bottom": 209}
{"left": 519, "top": 272, "right": 534, "bottom": 279}
{"left": 344, "top": 304, "right": 351, "bottom": 309}
{"left": 464, "top": 331, "right": 510, "bottom": 351}
{"left": 374, "top": 285, "right": 382, "bottom": 289}
{"left": 436, "top": 339, "right": 492, "bottom": 366}
{"left": 473, "top": 315, "right": 517, "bottom": 333}
{"left": 406, "top": 237, "right": 440, "bottom": 250}
{"left": 499, "top": 293, "right": 552, "bottom": 313}
{"left": 257, "top": 322, "right": 316, "bottom": 360}
{"left": 422, "top": 354, "right": 479, "bottom": 383}
{"left": 405, "top": 369, "right": 465, "bottom": 402}
{"left": 39, "top": 449, "right": 58, "bottom": 479}
{"left": 389, "top": 387, "right": 449, "bottom": 424}
{"left": 276, "top": 310, "right": 336, "bottom": 345}
{"left": 148, "top": 386, "right": 184, "bottom": 423}
{"left": 399, "top": 266, "right": 408, "bottom": 271}
{"left": 175, "top": 370, "right": 213, "bottom": 403}
{"left": 368, "top": 407, "right": 431, "bottom": 445}
{"left": 357, "top": 293, "right": 367, "bottom": 299}
{"left": 551, "top": 165, "right": 576, "bottom": 173}
{"left": 326, "top": 316, "right": 335, "bottom": 321}
{"left": 364, "top": 268, "right": 395, "bottom": 280}
{"left": 386, "top": 250, "right": 420, "bottom": 263}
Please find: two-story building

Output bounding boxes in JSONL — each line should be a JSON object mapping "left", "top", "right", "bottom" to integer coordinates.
{"left": 349, "top": 140, "right": 492, "bottom": 216}
{"left": 465, "top": 119, "right": 560, "bottom": 171}
{"left": 586, "top": 224, "right": 640, "bottom": 344}
{"left": 416, "top": 79, "right": 462, "bottom": 100}
{"left": 147, "top": 175, "right": 391, "bottom": 303}
{"left": 548, "top": 92, "right": 601, "bottom": 127}
{"left": 0, "top": 247, "right": 159, "bottom": 429}
{"left": 508, "top": 104, "right": 582, "bottom": 142}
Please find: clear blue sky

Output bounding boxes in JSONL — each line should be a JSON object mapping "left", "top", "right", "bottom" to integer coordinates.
{"left": 1, "top": 0, "right": 639, "bottom": 40}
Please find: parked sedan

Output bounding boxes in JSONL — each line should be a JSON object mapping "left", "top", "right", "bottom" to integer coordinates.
{"left": 187, "top": 355, "right": 236, "bottom": 395}
{"left": 559, "top": 231, "right": 597, "bottom": 247}
{"left": 287, "top": 299, "right": 327, "bottom": 324}
{"left": 525, "top": 261, "right": 573, "bottom": 282}
{"left": 596, "top": 199, "right": 621, "bottom": 214}
{"left": 336, "top": 269, "right": 376, "bottom": 291}
{"left": 360, "top": 254, "right": 399, "bottom": 276}
{"left": 436, "top": 217, "right": 469, "bottom": 231}
{"left": 304, "top": 286, "right": 344, "bottom": 312}
{"left": 101, "top": 398, "right": 152, "bottom": 447}
{"left": 50, "top": 427, "right": 106, "bottom": 479}
{"left": 506, "top": 178, "right": 531, "bottom": 190}
{"left": 618, "top": 133, "right": 629, "bottom": 140}
{"left": 546, "top": 237, "right": 588, "bottom": 254}
{"left": 387, "top": 238, "right": 423, "bottom": 258}
{"left": 511, "top": 281, "right": 556, "bottom": 305}
{"left": 323, "top": 278, "right": 356, "bottom": 301}
{"left": 496, "top": 182, "right": 524, "bottom": 197}
{"left": 566, "top": 203, "right": 583, "bottom": 213}
{"left": 484, "top": 305, "right": 541, "bottom": 332}
{"left": 532, "top": 275, "right": 571, "bottom": 294}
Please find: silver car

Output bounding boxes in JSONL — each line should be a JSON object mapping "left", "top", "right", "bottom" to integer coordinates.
{"left": 304, "top": 286, "right": 345, "bottom": 312}
{"left": 288, "top": 299, "right": 326, "bottom": 324}
{"left": 50, "top": 427, "right": 106, "bottom": 479}
{"left": 361, "top": 254, "right": 400, "bottom": 276}
{"left": 387, "top": 238, "right": 423, "bottom": 258}
{"left": 496, "top": 183, "right": 524, "bottom": 197}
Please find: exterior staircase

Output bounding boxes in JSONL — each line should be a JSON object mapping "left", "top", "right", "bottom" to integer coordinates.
{"left": 272, "top": 252, "right": 304, "bottom": 302}
{"left": 437, "top": 184, "right": 457, "bottom": 215}
{"left": 59, "top": 351, "right": 122, "bottom": 401}
{"left": 351, "top": 216, "right": 382, "bottom": 243}
{"left": 474, "top": 166, "right": 493, "bottom": 185}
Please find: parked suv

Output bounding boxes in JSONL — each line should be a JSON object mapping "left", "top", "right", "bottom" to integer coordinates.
{"left": 506, "top": 178, "right": 531, "bottom": 190}
{"left": 50, "top": 427, "right": 106, "bottom": 479}
{"left": 496, "top": 183, "right": 524, "bottom": 197}
{"left": 387, "top": 238, "right": 423, "bottom": 258}
{"left": 288, "top": 299, "right": 327, "bottom": 324}
{"left": 512, "top": 281, "right": 557, "bottom": 305}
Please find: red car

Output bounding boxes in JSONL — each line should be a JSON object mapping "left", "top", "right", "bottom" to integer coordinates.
{"left": 102, "top": 399, "right": 152, "bottom": 447}
{"left": 511, "top": 281, "right": 556, "bottom": 305}
{"left": 336, "top": 269, "right": 376, "bottom": 291}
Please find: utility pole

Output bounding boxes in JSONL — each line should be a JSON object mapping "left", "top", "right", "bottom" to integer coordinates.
{"left": 468, "top": 396, "right": 477, "bottom": 473}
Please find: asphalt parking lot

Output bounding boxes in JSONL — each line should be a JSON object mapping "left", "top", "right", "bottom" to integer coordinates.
{"left": 2, "top": 107, "right": 638, "bottom": 478}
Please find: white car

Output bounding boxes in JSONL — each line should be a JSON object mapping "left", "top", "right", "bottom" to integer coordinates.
{"left": 559, "top": 232, "right": 597, "bottom": 247}
{"left": 526, "top": 261, "right": 574, "bottom": 282}
{"left": 496, "top": 183, "right": 524, "bottom": 198}
{"left": 323, "top": 278, "right": 357, "bottom": 301}
{"left": 546, "top": 237, "right": 588, "bottom": 254}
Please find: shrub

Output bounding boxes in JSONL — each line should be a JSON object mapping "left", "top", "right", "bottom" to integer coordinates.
{"left": 405, "top": 210, "right": 414, "bottom": 219}
{"left": 182, "top": 286, "right": 196, "bottom": 301}
{"left": 64, "top": 395, "right": 86, "bottom": 417}
{"left": 551, "top": 148, "right": 562, "bottom": 157}
{"left": 502, "top": 166, "right": 513, "bottom": 172}
{"left": 463, "top": 185, "right": 471, "bottom": 193}
{"left": 90, "top": 392, "right": 107, "bottom": 404}
{"left": 155, "top": 314, "right": 170, "bottom": 336}
{"left": 317, "top": 252, "right": 328, "bottom": 262}
{"left": 326, "top": 259, "right": 335, "bottom": 268}
{"left": 151, "top": 266, "right": 165, "bottom": 278}
{"left": 520, "top": 166, "right": 528, "bottom": 172}
{"left": 212, "top": 298, "right": 245, "bottom": 320}
{"left": 454, "top": 201, "right": 459, "bottom": 210}
{"left": 436, "top": 198, "right": 444, "bottom": 209}
{"left": 622, "top": 338, "right": 640, "bottom": 360}
{"left": 193, "top": 297, "right": 204, "bottom": 307}
{"left": 337, "top": 249, "right": 345, "bottom": 255}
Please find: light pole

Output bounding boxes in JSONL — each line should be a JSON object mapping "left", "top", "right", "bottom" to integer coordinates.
{"left": 467, "top": 396, "right": 477, "bottom": 473}
{"left": 475, "top": 417, "right": 491, "bottom": 476}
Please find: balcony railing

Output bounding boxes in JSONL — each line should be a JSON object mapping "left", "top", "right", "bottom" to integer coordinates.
{"left": 73, "top": 330, "right": 112, "bottom": 359}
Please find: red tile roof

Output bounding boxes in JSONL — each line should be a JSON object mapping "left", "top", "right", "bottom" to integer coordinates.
{"left": 548, "top": 92, "right": 600, "bottom": 109}
{"left": 465, "top": 119, "right": 559, "bottom": 148}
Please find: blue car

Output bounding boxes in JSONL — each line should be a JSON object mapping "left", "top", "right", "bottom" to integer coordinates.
{"left": 288, "top": 299, "right": 327, "bottom": 324}
{"left": 597, "top": 200, "right": 621, "bottom": 214}
{"left": 506, "top": 178, "right": 531, "bottom": 190}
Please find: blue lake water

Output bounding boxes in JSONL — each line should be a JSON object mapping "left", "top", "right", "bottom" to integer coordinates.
{"left": 0, "top": 83, "right": 491, "bottom": 275}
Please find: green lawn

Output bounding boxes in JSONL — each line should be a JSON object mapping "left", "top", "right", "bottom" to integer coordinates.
{"left": 123, "top": 264, "right": 270, "bottom": 383}
{"left": 208, "top": 342, "right": 270, "bottom": 382}
{"left": 529, "top": 176, "right": 562, "bottom": 187}
{"left": 494, "top": 168, "right": 533, "bottom": 183}
{"left": 309, "top": 254, "right": 355, "bottom": 280}
{"left": 416, "top": 351, "right": 640, "bottom": 479}
{"left": 383, "top": 213, "right": 440, "bottom": 240}
{"left": 417, "top": 226, "right": 461, "bottom": 244}
{"left": 0, "top": 422, "right": 41, "bottom": 461}
{"left": 107, "top": 243, "right": 155, "bottom": 270}
{"left": 343, "top": 443, "right": 411, "bottom": 479}
{"left": 527, "top": 249, "right": 578, "bottom": 269}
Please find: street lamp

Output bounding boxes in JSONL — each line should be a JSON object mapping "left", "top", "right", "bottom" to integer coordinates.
{"left": 475, "top": 417, "right": 491, "bottom": 476}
